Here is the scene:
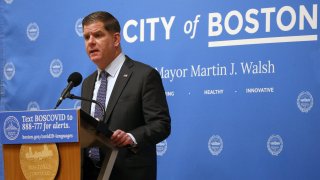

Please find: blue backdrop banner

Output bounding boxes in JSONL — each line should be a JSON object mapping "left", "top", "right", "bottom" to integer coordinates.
{"left": 1, "top": 0, "right": 320, "bottom": 179}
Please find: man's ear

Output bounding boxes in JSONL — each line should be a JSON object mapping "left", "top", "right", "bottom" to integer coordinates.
{"left": 113, "top": 32, "right": 121, "bottom": 47}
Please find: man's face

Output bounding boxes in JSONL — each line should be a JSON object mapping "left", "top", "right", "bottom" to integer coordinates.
{"left": 83, "top": 21, "right": 120, "bottom": 69}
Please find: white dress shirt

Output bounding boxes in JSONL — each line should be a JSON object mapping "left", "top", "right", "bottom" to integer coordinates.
{"left": 90, "top": 53, "right": 125, "bottom": 117}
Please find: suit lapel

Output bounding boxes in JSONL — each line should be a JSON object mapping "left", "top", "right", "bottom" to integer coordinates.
{"left": 104, "top": 57, "right": 134, "bottom": 123}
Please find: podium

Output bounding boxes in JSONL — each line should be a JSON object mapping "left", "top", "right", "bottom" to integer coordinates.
{"left": 0, "top": 109, "right": 118, "bottom": 180}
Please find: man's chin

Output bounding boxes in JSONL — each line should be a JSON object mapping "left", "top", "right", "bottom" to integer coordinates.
{"left": 90, "top": 57, "right": 101, "bottom": 63}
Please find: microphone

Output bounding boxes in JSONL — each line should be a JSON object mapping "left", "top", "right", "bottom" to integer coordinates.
{"left": 54, "top": 72, "right": 82, "bottom": 109}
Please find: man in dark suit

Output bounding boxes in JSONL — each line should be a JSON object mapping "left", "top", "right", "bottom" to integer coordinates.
{"left": 80, "top": 11, "right": 171, "bottom": 180}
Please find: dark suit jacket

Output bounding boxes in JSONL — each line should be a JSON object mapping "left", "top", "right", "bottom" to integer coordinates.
{"left": 81, "top": 56, "right": 171, "bottom": 180}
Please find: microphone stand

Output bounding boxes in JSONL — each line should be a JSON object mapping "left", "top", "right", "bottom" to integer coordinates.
{"left": 66, "top": 94, "right": 135, "bottom": 150}
{"left": 66, "top": 93, "right": 106, "bottom": 122}
{"left": 66, "top": 93, "right": 112, "bottom": 138}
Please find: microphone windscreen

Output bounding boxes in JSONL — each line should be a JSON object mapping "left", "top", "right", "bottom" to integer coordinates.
{"left": 67, "top": 72, "right": 83, "bottom": 87}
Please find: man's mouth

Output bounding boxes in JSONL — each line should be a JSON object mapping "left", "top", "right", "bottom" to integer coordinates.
{"left": 89, "top": 49, "right": 99, "bottom": 55}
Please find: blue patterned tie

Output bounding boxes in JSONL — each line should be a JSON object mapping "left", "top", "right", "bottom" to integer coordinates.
{"left": 90, "top": 71, "right": 108, "bottom": 165}
{"left": 94, "top": 71, "right": 108, "bottom": 121}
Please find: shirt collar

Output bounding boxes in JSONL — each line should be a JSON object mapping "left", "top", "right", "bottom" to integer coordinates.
{"left": 97, "top": 53, "right": 125, "bottom": 78}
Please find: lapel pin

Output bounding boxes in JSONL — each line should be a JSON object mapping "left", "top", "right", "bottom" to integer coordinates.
{"left": 123, "top": 74, "right": 128, "bottom": 77}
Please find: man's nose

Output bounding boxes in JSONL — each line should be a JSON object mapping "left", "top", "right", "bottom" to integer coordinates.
{"left": 88, "top": 36, "right": 96, "bottom": 44}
